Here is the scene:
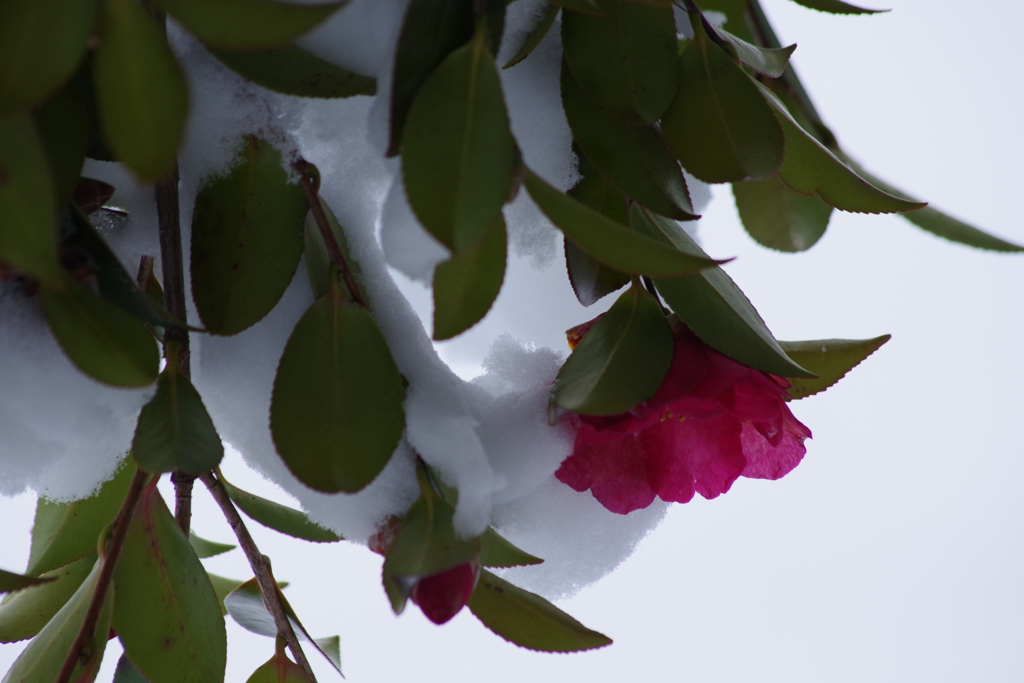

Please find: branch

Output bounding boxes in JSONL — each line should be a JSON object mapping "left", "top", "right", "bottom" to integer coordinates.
{"left": 200, "top": 472, "right": 318, "bottom": 682}
{"left": 293, "top": 159, "right": 368, "bottom": 309}
{"left": 54, "top": 469, "right": 149, "bottom": 683}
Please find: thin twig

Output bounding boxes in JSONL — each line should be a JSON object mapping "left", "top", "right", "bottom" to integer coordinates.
{"left": 293, "top": 159, "right": 368, "bottom": 309}
{"left": 200, "top": 472, "right": 318, "bottom": 682}
{"left": 54, "top": 469, "right": 149, "bottom": 683}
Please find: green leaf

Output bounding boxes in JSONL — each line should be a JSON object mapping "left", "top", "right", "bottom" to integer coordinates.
{"left": 219, "top": 476, "right": 342, "bottom": 543}
{"left": 245, "top": 651, "right": 309, "bottom": 683}
{"left": 40, "top": 273, "right": 160, "bottom": 387}
{"left": 787, "top": 0, "right": 887, "bottom": 15}
{"left": 313, "top": 636, "right": 341, "bottom": 673}
{"left": 131, "top": 364, "right": 224, "bottom": 476}
{"left": 733, "top": 175, "right": 833, "bottom": 252}
{"left": 382, "top": 495, "right": 481, "bottom": 614}
{"left": 270, "top": 294, "right": 405, "bottom": 494}
{"left": 844, "top": 164, "right": 1024, "bottom": 252}
{"left": 0, "top": 0, "right": 96, "bottom": 114}
{"left": 63, "top": 209, "right": 184, "bottom": 330}
{"left": 758, "top": 83, "right": 925, "bottom": 214}
{"left": 0, "top": 569, "right": 55, "bottom": 595}
{"left": 561, "top": 0, "right": 678, "bottom": 124}
{"left": 26, "top": 461, "right": 135, "bottom": 576}
{"left": 303, "top": 194, "right": 364, "bottom": 303}
{"left": 94, "top": 0, "right": 188, "bottom": 182}
{"left": 662, "top": 14, "right": 784, "bottom": 183}
{"left": 561, "top": 61, "right": 695, "bottom": 221}
{"left": 468, "top": 569, "right": 612, "bottom": 652}
{"left": 780, "top": 335, "right": 890, "bottom": 400}
{"left": 113, "top": 486, "right": 226, "bottom": 683}
{"left": 432, "top": 213, "right": 506, "bottom": 340}
{"left": 502, "top": 2, "right": 558, "bottom": 68}
{"left": 208, "top": 45, "right": 376, "bottom": 99}
{"left": 0, "top": 554, "right": 95, "bottom": 643}
{"left": 695, "top": 0, "right": 746, "bottom": 33}
{"left": 388, "top": 0, "right": 475, "bottom": 155}
{"left": 223, "top": 579, "right": 341, "bottom": 675}
{"left": 552, "top": 284, "right": 672, "bottom": 415}
{"left": 205, "top": 573, "right": 253, "bottom": 616}
{"left": 402, "top": 24, "right": 517, "bottom": 252}
{"left": 189, "top": 533, "right": 235, "bottom": 559}
{"left": 152, "top": 0, "right": 344, "bottom": 49}
{"left": 523, "top": 168, "right": 722, "bottom": 276}
{"left": 479, "top": 529, "right": 543, "bottom": 568}
{"left": 548, "top": 0, "right": 603, "bottom": 15}
{"left": 563, "top": 150, "right": 630, "bottom": 307}
{"left": 32, "top": 84, "right": 89, "bottom": 206}
{"left": 3, "top": 561, "right": 112, "bottom": 683}
{"left": 0, "top": 113, "right": 61, "bottom": 283}
{"left": 191, "top": 136, "right": 307, "bottom": 335}
{"left": 711, "top": 25, "right": 796, "bottom": 78}
{"left": 631, "top": 206, "right": 815, "bottom": 378}
{"left": 113, "top": 654, "right": 152, "bottom": 683}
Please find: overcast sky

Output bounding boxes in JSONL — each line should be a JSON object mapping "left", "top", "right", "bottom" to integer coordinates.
{"left": 3, "top": 0, "right": 1023, "bottom": 681}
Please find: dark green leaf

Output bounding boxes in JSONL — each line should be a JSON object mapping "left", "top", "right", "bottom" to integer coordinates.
{"left": 561, "top": 61, "right": 695, "bottom": 221}
{"left": 94, "top": 0, "right": 188, "bottom": 182}
{"left": 191, "top": 136, "right": 307, "bottom": 335}
{"left": 468, "top": 569, "right": 611, "bottom": 652}
{"left": 219, "top": 476, "right": 342, "bottom": 542}
{"left": 189, "top": 533, "right": 235, "bottom": 559}
{"left": 523, "top": 168, "right": 722, "bottom": 276}
{"left": 113, "top": 654, "right": 152, "bottom": 683}
{"left": 733, "top": 175, "right": 833, "bottom": 252}
{"left": 432, "top": 213, "right": 507, "bottom": 340}
{"left": 209, "top": 45, "right": 376, "bottom": 99}
{"left": 32, "top": 84, "right": 88, "bottom": 206}
{"left": 152, "top": 0, "right": 344, "bottom": 49}
{"left": 548, "top": 0, "right": 603, "bottom": 15}
{"left": 41, "top": 273, "right": 160, "bottom": 387}
{"left": 3, "top": 562, "right": 112, "bottom": 683}
{"left": 223, "top": 579, "right": 341, "bottom": 675}
{"left": 113, "top": 486, "right": 226, "bottom": 683}
{"left": 63, "top": 209, "right": 184, "bottom": 330}
{"left": 552, "top": 284, "right": 672, "bottom": 415}
{"left": 0, "top": 0, "right": 96, "bottom": 114}
{"left": 561, "top": 0, "right": 677, "bottom": 124}
{"left": 0, "top": 569, "right": 55, "bottom": 595}
{"left": 502, "top": 3, "right": 558, "bottom": 68}
{"left": 0, "top": 555, "right": 94, "bottom": 643}
{"left": 787, "top": 0, "right": 887, "bottom": 15}
{"left": 695, "top": 0, "right": 746, "bottom": 33}
{"left": 26, "top": 461, "right": 135, "bottom": 576}
{"left": 402, "top": 25, "right": 517, "bottom": 252}
{"left": 388, "top": 0, "right": 475, "bottom": 155}
{"left": 479, "top": 529, "right": 543, "bottom": 568}
{"left": 711, "top": 25, "right": 796, "bottom": 78}
{"left": 382, "top": 495, "right": 481, "bottom": 614}
{"left": 758, "top": 84, "right": 925, "bottom": 214}
{"left": 844, "top": 163, "right": 1024, "bottom": 252}
{"left": 245, "top": 651, "right": 309, "bottom": 683}
{"left": 563, "top": 150, "right": 630, "bottom": 306}
{"left": 662, "top": 15, "right": 784, "bottom": 183}
{"left": 631, "top": 206, "right": 815, "bottom": 377}
{"left": 780, "top": 335, "right": 890, "bottom": 400}
{"left": 132, "top": 364, "right": 224, "bottom": 475}
{"left": 270, "top": 294, "right": 405, "bottom": 493}
{"left": 303, "top": 194, "right": 363, "bottom": 303}
{"left": 205, "top": 573, "right": 245, "bottom": 615}
{"left": 0, "top": 113, "right": 61, "bottom": 283}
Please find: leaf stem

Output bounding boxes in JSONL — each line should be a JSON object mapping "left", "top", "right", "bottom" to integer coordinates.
{"left": 294, "top": 159, "right": 368, "bottom": 309}
{"left": 54, "top": 468, "right": 149, "bottom": 683}
{"left": 200, "top": 472, "right": 319, "bottom": 682}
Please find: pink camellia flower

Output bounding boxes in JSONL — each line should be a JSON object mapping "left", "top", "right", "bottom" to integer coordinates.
{"left": 556, "top": 320, "right": 812, "bottom": 514}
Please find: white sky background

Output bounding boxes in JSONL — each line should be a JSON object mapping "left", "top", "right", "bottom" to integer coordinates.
{"left": 3, "top": 0, "right": 1024, "bottom": 680}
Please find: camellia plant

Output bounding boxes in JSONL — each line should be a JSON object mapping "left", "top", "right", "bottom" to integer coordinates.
{"left": 0, "top": 0, "right": 1020, "bottom": 681}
